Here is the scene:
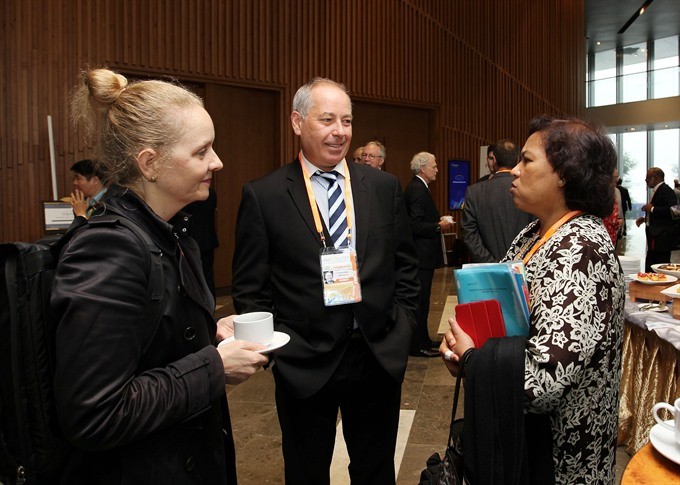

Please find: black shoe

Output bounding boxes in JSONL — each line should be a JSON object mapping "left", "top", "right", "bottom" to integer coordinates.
{"left": 410, "top": 348, "right": 440, "bottom": 358}
{"left": 430, "top": 339, "right": 442, "bottom": 348}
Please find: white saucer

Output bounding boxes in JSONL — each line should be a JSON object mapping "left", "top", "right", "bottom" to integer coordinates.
{"left": 650, "top": 419, "right": 680, "bottom": 465}
{"left": 218, "top": 331, "right": 290, "bottom": 354}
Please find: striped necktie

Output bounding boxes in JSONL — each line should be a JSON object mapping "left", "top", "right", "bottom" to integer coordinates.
{"left": 316, "top": 170, "right": 348, "bottom": 247}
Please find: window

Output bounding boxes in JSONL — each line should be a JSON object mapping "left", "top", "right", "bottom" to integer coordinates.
{"left": 620, "top": 131, "right": 648, "bottom": 214}
{"left": 622, "top": 43, "right": 647, "bottom": 103}
{"left": 653, "top": 36, "right": 679, "bottom": 99}
{"left": 652, "top": 129, "right": 680, "bottom": 184}
{"left": 615, "top": 128, "right": 680, "bottom": 220}
{"left": 586, "top": 36, "right": 679, "bottom": 107}
{"left": 590, "top": 50, "right": 617, "bottom": 107}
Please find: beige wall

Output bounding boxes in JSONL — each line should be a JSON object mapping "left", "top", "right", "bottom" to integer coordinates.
{"left": 586, "top": 97, "right": 680, "bottom": 132}
{"left": 0, "top": 0, "right": 586, "bottom": 286}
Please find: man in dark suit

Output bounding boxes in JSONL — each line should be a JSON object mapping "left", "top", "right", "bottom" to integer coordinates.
{"left": 462, "top": 139, "right": 535, "bottom": 263}
{"left": 231, "top": 78, "right": 419, "bottom": 484}
{"left": 617, "top": 177, "right": 632, "bottom": 236}
{"left": 636, "top": 167, "right": 678, "bottom": 271}
{"left": 403, "top": 152, "right": 453, "bottom": 357}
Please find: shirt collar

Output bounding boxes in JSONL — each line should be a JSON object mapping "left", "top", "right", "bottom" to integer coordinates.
{"left": 300, "top": 154, "right": 347, "bottom": 180}
{"left": 416, "top": 175, "right": 429, "bottom": 187}
{"left": 91, "top": 187, "right": 107, "bottom": 203}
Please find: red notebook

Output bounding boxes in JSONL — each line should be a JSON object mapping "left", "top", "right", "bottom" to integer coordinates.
{"left": 455, "top": 299, "right": 506, "bottom": 348}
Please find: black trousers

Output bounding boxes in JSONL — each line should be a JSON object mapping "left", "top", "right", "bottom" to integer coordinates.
{"left": 645, "top": 232, "right": 672, "bottom": 272}
{"left": 411, "top": 267, "right": 434, "bottom": 352}
{"left": 273, "top": 334, "right": 402, "bottom": 485}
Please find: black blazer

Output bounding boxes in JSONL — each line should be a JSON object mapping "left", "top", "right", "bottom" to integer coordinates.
{"left": 403, "top": 176, "right": 443, "bottom": 269}
{"left": 231, "top": 159, "right": 420, "bottom": 399}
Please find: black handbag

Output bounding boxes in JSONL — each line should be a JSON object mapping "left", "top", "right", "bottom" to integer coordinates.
{"left": 418, "top": 369, "right": 464, "bottom": 485}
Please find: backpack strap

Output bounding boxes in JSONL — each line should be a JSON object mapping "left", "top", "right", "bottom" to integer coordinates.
{"left": 80, "top": 213, "right": 165, "bottom": 356}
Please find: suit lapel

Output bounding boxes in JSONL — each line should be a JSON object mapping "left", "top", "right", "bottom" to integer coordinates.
{"left": 286, "top": 159, "right": 327, "bottom": 247}
{"left": 348, "top": 163, "right": 370, "bottom": 268}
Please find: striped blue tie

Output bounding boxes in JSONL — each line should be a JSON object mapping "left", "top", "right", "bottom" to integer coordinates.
{"left": 317, "top": 170, "right": 348, "bottom": 247}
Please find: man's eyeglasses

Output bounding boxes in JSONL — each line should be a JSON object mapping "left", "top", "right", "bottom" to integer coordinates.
{"left": 362, "top": 154, "right": 383, "bottom": 160}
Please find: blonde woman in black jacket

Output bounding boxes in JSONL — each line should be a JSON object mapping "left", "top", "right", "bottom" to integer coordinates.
{"left": 52, "top": 67, "right": 268, "bottom": 484}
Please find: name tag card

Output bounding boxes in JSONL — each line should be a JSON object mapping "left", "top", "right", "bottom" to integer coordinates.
{"left": 320, "top": 246, "right": 362, "bottom": 306}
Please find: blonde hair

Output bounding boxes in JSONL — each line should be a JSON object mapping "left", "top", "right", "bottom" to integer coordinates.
{"left": 70, "top": 68, "right": 203, "bottom": 186}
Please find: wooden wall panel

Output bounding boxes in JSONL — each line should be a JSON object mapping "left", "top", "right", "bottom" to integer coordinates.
{"left": 205, "top": 84, "right": 279, "bottom": 288}
{"left": 1, "top": 0, "right": 585, "bottom": 283}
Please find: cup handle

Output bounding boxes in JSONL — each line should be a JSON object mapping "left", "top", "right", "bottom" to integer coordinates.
{"left": 652, "top": 402, "right": 676, "bottom": 431}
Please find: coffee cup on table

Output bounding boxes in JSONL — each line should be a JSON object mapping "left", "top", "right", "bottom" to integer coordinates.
{"left": 233, "top": 311, "right": 274, "bottom": 346}
{"left": 652, "top": 397, "right": 680, "bottom": 444}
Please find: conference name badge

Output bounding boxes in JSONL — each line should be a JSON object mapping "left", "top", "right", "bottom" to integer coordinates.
{"left": 320, "top": 246, "right": 362, "bottom": 306}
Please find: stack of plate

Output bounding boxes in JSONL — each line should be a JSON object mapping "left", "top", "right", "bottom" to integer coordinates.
{"left": 618, "top": 255, "right": 642, "bottom": 288}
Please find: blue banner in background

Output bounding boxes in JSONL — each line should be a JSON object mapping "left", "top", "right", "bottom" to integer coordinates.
{"left": 448, "top": 159, "right": 470, "bottom": 210}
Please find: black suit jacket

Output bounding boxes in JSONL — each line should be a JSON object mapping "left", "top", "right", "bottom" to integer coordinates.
{"left": 403, "top": 176, "right": 443, "bottom": 269}
{"left": 647, "top": 183, "right": 679, "bottom": 251}
{"left": 618, "top": 185, "right": 632, "bottom": 213}
{"left": 461, "top": 172, "right": 536, "bottom": 263}
{"left": 231, "top": 159, "right": 420, "bottom": 399}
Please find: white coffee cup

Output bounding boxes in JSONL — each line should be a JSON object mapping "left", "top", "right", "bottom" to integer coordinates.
{"left": 652, "top": 397, "right": 680, "bottom": 444}
{"left": 233, "top": 312, "right": 274, "bottom": 345}
{"left": 441, "top": 215, "right": 454, "bottom": 224}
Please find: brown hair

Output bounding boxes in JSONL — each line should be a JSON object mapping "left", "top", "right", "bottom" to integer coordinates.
{"left": 70, "top": 68, "right": 203, "bottom": 186}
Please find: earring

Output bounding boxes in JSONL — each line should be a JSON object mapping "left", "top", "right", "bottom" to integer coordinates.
{"left": 558, "top": 179, "right": 565, "bottom": 187}
{"left": 149, "top": 175, "right": 156, "bottom": 183}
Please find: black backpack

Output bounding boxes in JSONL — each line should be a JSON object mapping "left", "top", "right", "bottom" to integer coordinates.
{"left": 0, "top": 213, "right": 164, "bottom": 485}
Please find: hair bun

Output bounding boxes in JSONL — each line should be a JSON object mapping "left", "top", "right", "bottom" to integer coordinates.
{"left": 84, "top": 68, "right": 129, "bottom": 105}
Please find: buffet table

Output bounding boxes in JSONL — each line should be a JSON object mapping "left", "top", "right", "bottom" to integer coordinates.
{"left": 618, "top": 299, "right": 680, "bottom": 454}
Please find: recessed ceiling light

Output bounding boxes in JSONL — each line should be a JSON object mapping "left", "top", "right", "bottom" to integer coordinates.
{"left": 597, "top": 41, "right": 601, "bottom": 46}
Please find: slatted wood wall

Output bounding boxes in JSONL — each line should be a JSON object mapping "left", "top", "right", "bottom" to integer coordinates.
{"left": 1, "top": 0, "right": 584, "bottom": 249}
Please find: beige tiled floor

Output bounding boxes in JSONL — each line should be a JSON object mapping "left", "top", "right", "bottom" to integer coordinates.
{"left": 218, "top": 224, "right": 657, "bottom": 484}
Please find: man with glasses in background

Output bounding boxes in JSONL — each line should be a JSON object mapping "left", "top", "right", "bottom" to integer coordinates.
{"left": 361, "top": 140, "right": 386, "bottom": 170}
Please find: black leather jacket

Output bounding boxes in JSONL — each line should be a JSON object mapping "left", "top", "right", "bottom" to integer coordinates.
{"left": 51, "top": 186, "right": 235, "bottom": 484}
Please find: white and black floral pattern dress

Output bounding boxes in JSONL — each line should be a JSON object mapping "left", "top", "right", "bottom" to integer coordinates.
{"left": 502, "top": 213, "right": 625, "bottom": 485}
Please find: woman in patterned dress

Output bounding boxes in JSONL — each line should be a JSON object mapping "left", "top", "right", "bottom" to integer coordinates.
{"left": 441, "top": 115, "right": 625, "bottom": 484}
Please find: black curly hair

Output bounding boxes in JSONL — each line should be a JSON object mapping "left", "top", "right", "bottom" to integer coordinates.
{"left": 528, "top": 115, "right": 617, "bottom": 218}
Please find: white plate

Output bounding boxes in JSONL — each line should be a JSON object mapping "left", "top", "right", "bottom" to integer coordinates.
{"left": 652, "top": 264, "right": 680, "bottom": 279}
{"left": 650, "top": 419, "right": 680, "bottom": 465}
{"left": 661, "top": 284, "right": 680, "bottom": 299}
{"left": 628, "top": 273, "right": 678, "bottom": 285}
{"left": 218, "top": 331, "right": 290, "bottom": 355}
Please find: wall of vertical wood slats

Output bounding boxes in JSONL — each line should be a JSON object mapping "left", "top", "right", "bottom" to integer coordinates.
{"left": 0, "top": 0, "right": 584, "bottom": 243}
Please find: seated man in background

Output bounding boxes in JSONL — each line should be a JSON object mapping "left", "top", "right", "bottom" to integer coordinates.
{"left": 462, "top": 139, "right": 535, "bottom": 262}
{"left": 67, "top": 159, "right": 107, "bottom": 220}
